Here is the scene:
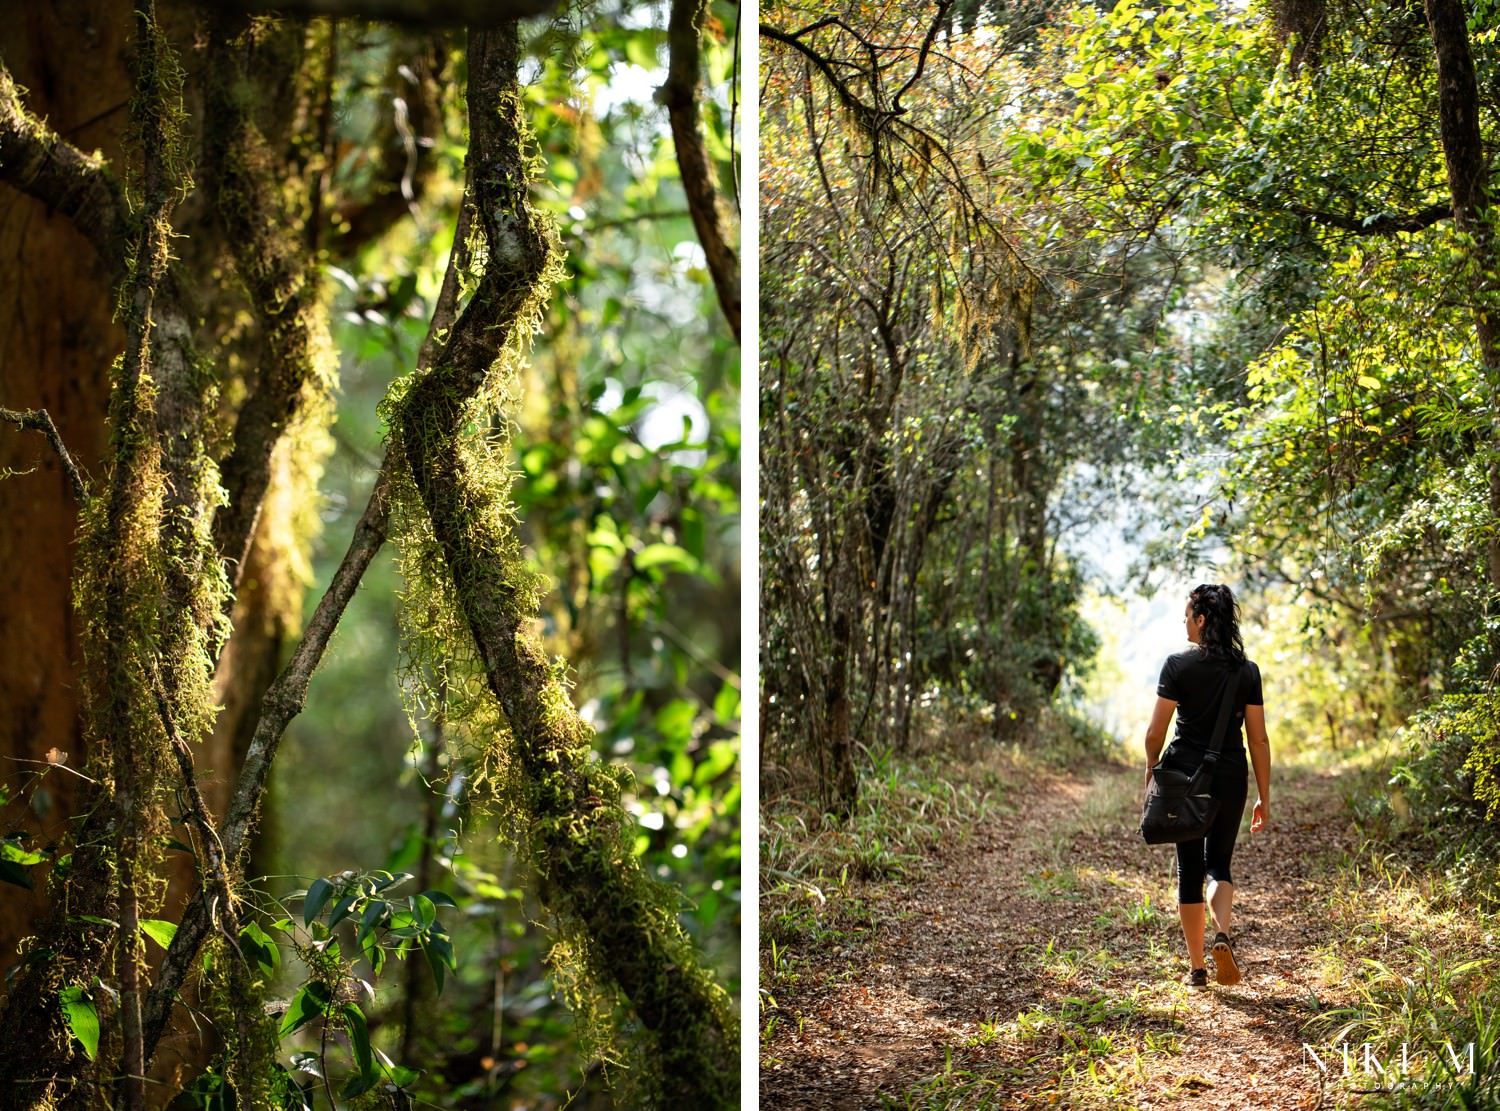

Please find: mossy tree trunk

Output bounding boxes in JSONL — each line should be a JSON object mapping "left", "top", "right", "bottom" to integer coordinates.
{"left": 392, "top": 24, "right": 739, "bottom": 1106}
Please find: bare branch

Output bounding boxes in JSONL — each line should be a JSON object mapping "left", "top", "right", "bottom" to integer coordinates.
{"left": 665, "top": 0, "right": 740, "bottom": 339}
{"left": 0, "top": 65, "right": 130, "bottom": 270}
{"left": 0, "top": 406, "right": 87, "bottom": 501}
{"left": 890, "top": 0, "right": 955, "bottom": 114}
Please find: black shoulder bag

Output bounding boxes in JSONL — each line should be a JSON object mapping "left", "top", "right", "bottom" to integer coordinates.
{"left": 1139, "top": 663, "right": 1242, "bottom": 845}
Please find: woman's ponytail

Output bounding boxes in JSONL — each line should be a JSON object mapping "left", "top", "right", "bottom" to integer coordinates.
{"left": 1190, "top": 583, "right": 1245, "bottom": 661}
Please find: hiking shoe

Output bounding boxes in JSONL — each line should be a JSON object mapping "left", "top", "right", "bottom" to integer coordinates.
{"left": 1187, "top": 967, "right": 1208, "bottom": 989}
{"left": 1211, "top": 932, "right": 1241, "bottom": 986}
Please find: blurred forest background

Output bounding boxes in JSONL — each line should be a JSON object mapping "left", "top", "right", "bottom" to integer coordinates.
{"left": 761, "top": 0, "right": 1500, "bottom": 1102}
{"left": 0, "top": 1, "right": 738, "bottom": 1108}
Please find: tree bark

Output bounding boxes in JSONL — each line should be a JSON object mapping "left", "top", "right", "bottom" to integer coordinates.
{"left": 1425, "top": 0, "right": 1500, "bottom": 597}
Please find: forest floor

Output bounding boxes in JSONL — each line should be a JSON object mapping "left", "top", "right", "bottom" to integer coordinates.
{"left": 759, "top": 746, "right": 1465, "bottom": 1109}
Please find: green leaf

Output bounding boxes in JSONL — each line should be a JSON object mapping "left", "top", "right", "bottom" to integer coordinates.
{"left": 0, "top": 860, "right": 33, "bottom": 889}
{"left": 633, "top": 542, "right": 697, "bottom": 574}
{"left": 624, "top": 31, "right": 661, "bottom": 70}
{"left": 58, "top": 986, "right": 99, "bottom": 1060}
{"left": 693, "top": 740, "right": 737, "bottom": 787}
{"left": 655, "top": 698, "right": 697, "bottom": 745}
{"left": 0, "top": 839, "right": 46, "bottom": 866}
{"left": 304, "top": 877, "right": 334, "bottom": 925}
{"left": 382, "top": 1061, "right": 421, "bottom": 1088}
{"left": 239, "top": 920, "right": 280, "bottom": 977}
{"left": 421, "top": 931, "right": 456, "bottom": 994}
{"left": 340, "top": 1003, "right": 376, "bottom": 1097}
{"left": 279, "top": 981, "right": 332, "bottom": 1039}
{"left": 712, "top": 681, "right": 740, "bottom": 724}
{"left": 412, "top": 893, "right": 436, "bottom": 929}
{"left": 327, "top": 894, "right": 357, "bottom": 929}
{"left": 356, "top": 899, "right": 388, "bottom": 949}
{"left": 139, "top": 918, "right": 177, "bottom": 950}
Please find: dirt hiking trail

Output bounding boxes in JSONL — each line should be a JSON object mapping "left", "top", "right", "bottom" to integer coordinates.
{"left": 762, "top": 756, "right": 1369, "bottom": 1109}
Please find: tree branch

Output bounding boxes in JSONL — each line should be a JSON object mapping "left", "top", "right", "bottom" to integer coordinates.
{"left": 0, "top": 65, "right": 130, "bottom": 271}
{"left": 0, "top": 406, "right": 87, "bottom": 501}
{"left": 205, "top": 12, "right": 333, "bottom": 594}
{"left": 222, "top": 0, "right": 561, "bottom": 24}
{"left": 1285, "top": 201, "right": 1452, "bottom": 235}
{"left": 141, "top": 455, "right": 394, "bottom": 1061}
{"left": 890, "top": 0, "right": 955, "bottom": 114}
{"left": 665, "top": 0, "right": 740, "bottom": 340}
{"left": 394, "top": 24, "right": 738, "bottom": 1102}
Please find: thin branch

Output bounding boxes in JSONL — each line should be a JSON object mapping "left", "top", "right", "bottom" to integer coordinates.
{"left": 0, "top": 65, "right": 130, "bottom": 270}
{"left": 0, "top": 406, "right": 87, "bottom": 501}
{"left": 666, "top": 0, "right": 740, "bottom": 339}
{"left": 890, "top": 0, "right": 955, "bottom": 114}
{"left": 141, "top": 455, "right": 394, "bottom": 1060}
{"left": 148, "top": 661, "right": 237, "bottom": 939}
{"left": 1285, "top": 201, "right": 1451, "bottom": 235}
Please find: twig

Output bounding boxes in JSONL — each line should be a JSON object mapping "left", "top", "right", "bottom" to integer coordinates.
{"left": 148, "top": 660, "right": 238, "bottom": 938}
{"left": 0, "top": 406, "right": 87, "bottom": 502}
{"left": 1, "top": 755, "right": 99, "bottom": 784}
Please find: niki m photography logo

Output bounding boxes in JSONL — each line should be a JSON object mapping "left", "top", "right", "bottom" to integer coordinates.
{"left": 1303, "top": 1040, "right": 1476, "bottom": 1080}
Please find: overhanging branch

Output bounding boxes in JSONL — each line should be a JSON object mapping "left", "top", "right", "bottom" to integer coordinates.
{"left": 1286, "top": 201, "right": 1452, "bottom": 236}
{"left": 666, "top": 0, "right": 740, "bottom": 339}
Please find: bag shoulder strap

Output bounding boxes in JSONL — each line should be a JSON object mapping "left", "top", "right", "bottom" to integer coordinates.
{"left": 1201, "top": 661, "right": 1244, "bottom": 766}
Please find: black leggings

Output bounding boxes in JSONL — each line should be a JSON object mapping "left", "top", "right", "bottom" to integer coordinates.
{"left": 1176, "top": 791, "right": 1247, "bottom": 905}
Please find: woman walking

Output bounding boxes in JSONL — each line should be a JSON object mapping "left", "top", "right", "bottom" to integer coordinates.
{"left": 1142, "top": 584, "right": 1272, "bottom": 987}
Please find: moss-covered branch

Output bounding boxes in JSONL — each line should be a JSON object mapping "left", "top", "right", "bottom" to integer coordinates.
{"left": 0, "top": 65, "right": 130, "bottom": 271}
{"left": 393, "top": 23, "right": 738, "bottom": 1106}
{"left": 665, "top": 0, "right": 740, "bottom": 340}
{"left": 205, "top": 13, "right": 335, "bottom": 593}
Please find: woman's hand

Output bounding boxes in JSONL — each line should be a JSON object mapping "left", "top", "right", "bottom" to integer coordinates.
{"left": 1143, "top": 765, "right": 1153, "bottom": 794}
{"left": 1251, "top": 799, "right": 1268, "bottom": 832}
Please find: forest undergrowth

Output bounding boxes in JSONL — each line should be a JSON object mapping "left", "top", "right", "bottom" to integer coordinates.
{"left": 760, "top": 723, "right": 1500, "bottom": 1109}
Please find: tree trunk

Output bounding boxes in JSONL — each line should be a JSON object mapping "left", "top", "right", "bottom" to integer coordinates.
{"left": 1425, "top": 0, "right": 1500, "bottom": 597}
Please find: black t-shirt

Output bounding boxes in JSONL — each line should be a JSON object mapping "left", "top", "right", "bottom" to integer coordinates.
{"left": 1155, "top": 649, "right": 1264, "bottom": 799}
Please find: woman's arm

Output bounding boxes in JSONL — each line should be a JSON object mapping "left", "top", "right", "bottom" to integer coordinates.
{"left": 1143, "top": 696, "right": 1176, "bottom": 789}
{"left": 1245, "top": 703, "right": 1271, "bottom": 831}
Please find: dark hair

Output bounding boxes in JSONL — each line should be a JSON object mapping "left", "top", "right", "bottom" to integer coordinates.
{"left": 1189, "top": 583, "right": 1245, "bottom": 662}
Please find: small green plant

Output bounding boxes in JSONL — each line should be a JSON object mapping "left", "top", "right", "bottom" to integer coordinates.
{"left": 174, "top": 868, "right": 458, "bottom": 1107}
